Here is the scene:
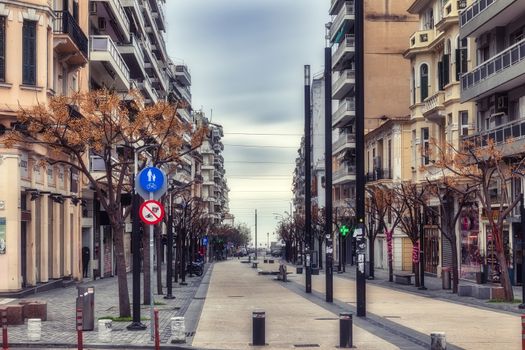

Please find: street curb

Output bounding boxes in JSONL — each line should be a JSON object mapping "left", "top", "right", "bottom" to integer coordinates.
{"left": 7, "top": 342, "right": 195, "bottom": 349}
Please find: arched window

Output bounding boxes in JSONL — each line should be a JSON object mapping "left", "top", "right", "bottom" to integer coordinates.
{"left": 420, "top": 64, "right": 429, "bottom": 102}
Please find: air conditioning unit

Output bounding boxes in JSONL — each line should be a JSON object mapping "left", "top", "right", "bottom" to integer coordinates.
{"left": 89, "top": 2, "right": 97, "bottom": 15}
{"left": 98, "top": 17, "right": 106, "bottom": 30}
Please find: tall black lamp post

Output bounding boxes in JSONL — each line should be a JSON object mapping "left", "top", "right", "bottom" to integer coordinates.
{"left": 164, "top": 182, "right": 176, "bottom": 300}
{"left": 518, "top": 194, "right": 525, "bottom": 309}
{"left": 304, "top": 65, "right": 312, "bottom": 294}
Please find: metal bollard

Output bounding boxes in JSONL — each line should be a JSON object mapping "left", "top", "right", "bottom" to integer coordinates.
{"left": 76, "top": 308, "right": 83, "bottom": 350}
{"left": 252, "top": 309, "right": 265, "bottom": 346}
{"left": 430, "top": 332, "right": 446, "bottom": 350}
{"left": 27, "top": 318, "right": 41, "bottom": 341}
{"left": 339, "top": 312, "right": 353, "bottom": 348}
{"left": 154, "top": 309, "right": 160, "bottom": 350}
{"left": 522, "top": 315, "right": 525, "bottom": 350}
{"left": 2, "top": 309, "right": 8, "bottom": 350}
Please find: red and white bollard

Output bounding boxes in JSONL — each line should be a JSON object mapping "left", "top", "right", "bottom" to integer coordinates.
{"left": 76, "top": 308, "right": 83, "bottom": 350}
{"left": 154, "top": 308, "right": 160, "bottom": 350}
{"left": 521, "top": 315, "right": 525, "bottom": 350}
{"left": 1, "top": 309, "right": 7, "bottom": 350}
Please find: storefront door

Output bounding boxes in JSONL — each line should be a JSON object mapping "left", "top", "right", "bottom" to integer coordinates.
{"left": 424, "top": 227, "right": 439, "bottom": 274}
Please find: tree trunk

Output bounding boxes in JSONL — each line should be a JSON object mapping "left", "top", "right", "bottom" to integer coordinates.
{"left": 497, "top": 247, "right": 514, "bottom": 301}
{"left": 142, "top": 224, "right": 150, "bottom": 305}
{"left": 413, "top": 242, "right": 420, "bottom": 287}
{"left": 155, "top": 226, "right": 162, "bottom": 295}
{"left": 318, "top": 238, "right": 323, "bottom": 269}
{"left": 451, "top": 237, "right": 459, "bottom": 293}
{"left": 112, "top": 224, "right": 131, "bottom": 317}
{"left": 180, "top": 232, "right": 187, "bottom": 283}
{"left": 386, "top": 230, "right": 393, "bottom": 282}
{"left": 369, "top": 237, "right": 375, "bottom": 279}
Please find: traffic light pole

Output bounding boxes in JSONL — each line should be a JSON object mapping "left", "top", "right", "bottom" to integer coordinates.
{"left": 355, "top": 0, "right": 366, "bottom": 317}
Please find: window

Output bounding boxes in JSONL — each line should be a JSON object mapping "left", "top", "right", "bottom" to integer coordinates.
{"left": 420, "top": 64, "right": 429, "bottom": 102}
{"left": 412, "top": 130, "right": 417, "bottom": 169}
{"left": 421, "top": 127, "right": 430, "bottom": 165}
{"left": 460, "top": 111, "right": 469, "bottom": 137}
{"left": 22, "top": 21, "right": 37, "bottom": 85}
{"left": 0, "top": 17, "right": 4, "bottom": 82}
{"left": 456, "top": 38, "right": 468, "bottom": 81}
{"left": 387, "top": 139, "right": 392, "bottom": 179}
{"left": 411, "top": 68, "right": 416, "bottom": 104}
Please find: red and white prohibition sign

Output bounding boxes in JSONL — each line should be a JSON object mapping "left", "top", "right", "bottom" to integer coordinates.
{"left": 139, "top": 200, "right": 165, "bottom": 225}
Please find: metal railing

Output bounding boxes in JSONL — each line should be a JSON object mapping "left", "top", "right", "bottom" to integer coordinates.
{"left": 333, "top": 34, "right": 355, "bottom": 66}
{"left": 175, "top": 65, "right": 191, "bottom": 85}
{"left": 460, "top": 0, "right": 496, "bottom": 28}
{"left": 463, "top": 117, "right": 525, "bottom": 148}
{"left": 334, "top": 164, "right": 357, "bottom": 180}
{"left": 90, "top": 35, "right": 130, "bottom": 81}
{"left": 461, "top": 37, "right": 525, "bottom": 92}
{"left": 333, "top": 98, "right": 356, "bottom": 124}
{"left": 366, "top": 168, "right": 392, "bottom": 182}
{"left": 332, "top": 132, "right": 356, "bottom": 151}
{"left": 108, "top": 0, "right": 130, "bottom": 33}
{"left": 330, "top": 1, "right": 355, "bottom": 39}
{"left": 53, "top": 11, "right": 88, "bottom": 58}
{"left": 332, "top": 69, "right": 355, "bottom": 94}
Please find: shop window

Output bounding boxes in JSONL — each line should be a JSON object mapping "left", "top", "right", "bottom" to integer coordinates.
{"left": 460, "top": 203, "right": 480, "bottom": 280}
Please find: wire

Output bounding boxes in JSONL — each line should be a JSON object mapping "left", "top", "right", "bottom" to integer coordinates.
{"left": 223, "top": 144, "right": 297, "bottom": 149}
{"left": 224, "top": 132, "right": 302, "bottom": 136}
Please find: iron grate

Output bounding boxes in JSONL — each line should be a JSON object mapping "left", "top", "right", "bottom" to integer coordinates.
{"left": 186, "top": 331, "right": 196, "bottom": 337}
{"left": 294, "top": 344, "right": 320, "bottom": 348}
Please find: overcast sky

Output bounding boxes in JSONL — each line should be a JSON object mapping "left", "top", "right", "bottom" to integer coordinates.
{"left": 166, "top": 0, "right": 329, "bottom": 246}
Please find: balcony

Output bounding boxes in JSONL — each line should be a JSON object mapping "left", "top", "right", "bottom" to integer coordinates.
{"left": 366, "top": 168, "right": 392, "bottom": 182}
{"left": 333, "top": 164, "right": 356, "bottom": 185}
{"left": 332, "top": 98, "right": 355, "bottom": 128}
{"left": 422, "top": 91, "right": 446, "bottom": 122}
{"left": 117, "top": 34, "right": 147, "bottom": 80}
{"left": 332, "top": 133, "right": 356, "bottom": 155}
{"left": 175, "top": 65, "right": 191, "bottom": 86}
{"left": 177, "top": 108, "right": 191, "bottom": 124}
{"left": 329, "top": 0, "right": 345, "bottom": 15}
{"left": 329, "top": 2, "right": 355, "bottom": 43}
{"left": 332, "top": 69, "right": 355, "bottom": 99}
{"left": 463, "top": 117, "right": 525, "bottom": 157}
{"left": 90, "top": 35, "right": 130, "bottom": 91}
{"left": 92, "top": 0, "right": 130, "bottom": 42}
{"left": 152, "top": 1, "right": 166, "bottom": 31}
{"left": 408, "top": 29, "right": 435, "bottom": 50}
{"left": 143, "top": 0, "right": 167, "bottom": 62}
{"left": 332, "top": 35, "right": 355, "bottom": 71}
{"left": 460, "top": 0, "right": 525, "bottom": 39}
{"left": 122, "top": 0, "right": 146, "bottom": 37}
{"left": 139, "top": 76, "right": 157, "bottom": 103}
{"left": 436, "top": 0, "right": 466, "bottom": 31}
{"left": 53, "top": 11, "right": 88, "bottom": 67}
{"left": 461, "top": 37, "right": 525, "bottom": 102}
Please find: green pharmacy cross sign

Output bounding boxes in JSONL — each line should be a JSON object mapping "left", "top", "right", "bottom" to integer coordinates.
{"left": 340, "top": 225, "right": 350, "bottom": 237}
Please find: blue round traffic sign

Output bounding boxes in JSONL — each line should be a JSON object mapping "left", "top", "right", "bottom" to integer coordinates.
{"left": 139, "top": 167, "right": 165, "bottom": 192}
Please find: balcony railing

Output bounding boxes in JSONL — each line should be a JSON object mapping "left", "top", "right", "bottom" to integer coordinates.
{"left": 330, "top": 1, "right": 355, "bottom": 40}
{"left": 332, "top": 133, "right": 356, "bottom": 152}
{"left": 422, "top": 91, "right": 445, "bottom": 115}
{"left": 106, "top": 0, "right": 130, "bottom": 35}
{"left": 90, "top": 35, "right": 130, "bottom": 82}
{"left": 332, "top": 69, "right": 355, "bottom": 94}
{"left": 53, "top": 11, "right": 88, "bottom": 58}
{"left": 333, "top": 98, "right": 355, "bottom": 124}
{"left": 461, "top": 37, "right": 525, "bottom": 92}
{"left": 460, "top": 0, "right": 496, "bottom": 28}
{"left": 333, "top": 34, "right": 355, "bottom": 67}
{"left": 175, "top": 65, "right": 191, "bottom": 86}
{"left": 334, "top": 164, "right": 357, "bottom": 180}
{"left": 463, "top": 117, "right": 525, "bottom": 148}
{"left": 366, "top": 168, "right": 392, "bottom": 182}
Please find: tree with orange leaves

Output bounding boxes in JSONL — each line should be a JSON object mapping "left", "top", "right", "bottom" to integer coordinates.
{"left": 8, "top": 89, "right": 206, "bottom": 316}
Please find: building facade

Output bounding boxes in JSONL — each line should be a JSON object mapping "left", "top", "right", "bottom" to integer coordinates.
{"left": 0, "top": 0, "right": 89, "bottom": 293}
{"left": 460, "top": 0, "right": 525, "bottom": 284}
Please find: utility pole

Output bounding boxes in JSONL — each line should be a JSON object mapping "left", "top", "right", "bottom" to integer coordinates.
{"left": 255, "top": 209, "right": 257, "bottom": 260}
{"left": 304, "top": 64, "right": 312, "bottom": 293}
{"left": 324, "top": 32, "right": 333, "bottom": 303}
{"left": 518, "top": 194, "right": 525, "bottom": 309}
{"left": 355, "top": 0, "right": 366, "bottom": 317}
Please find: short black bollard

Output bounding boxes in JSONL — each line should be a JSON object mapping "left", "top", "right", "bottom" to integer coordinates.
{"left": 252, "top": 309, "right": 266, "bottom": 346}
{"left": 339, "top": 312, "right": 353, "bottom": 348}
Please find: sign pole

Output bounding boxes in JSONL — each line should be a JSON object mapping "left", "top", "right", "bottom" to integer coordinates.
{"left": 149, "top": 192, "right": 154, "bottom": 340}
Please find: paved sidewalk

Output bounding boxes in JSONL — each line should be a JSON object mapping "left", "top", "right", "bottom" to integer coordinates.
{"left": 2, "top": 265, "right": 207, "bottom": 348}
{"left": 192, "top": 259, "right": 399, "bottom": 350}
{"left": 289, "top": 268, "right": 521, "bottom": 349}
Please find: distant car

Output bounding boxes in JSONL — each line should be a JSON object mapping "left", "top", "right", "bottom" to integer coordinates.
{"left": 271, "top": 249, "right": 282, "bottom": 257}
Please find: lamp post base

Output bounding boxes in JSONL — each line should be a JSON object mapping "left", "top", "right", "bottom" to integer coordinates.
{"left": 127, "top": 322, "right": 147, "bottom": 331}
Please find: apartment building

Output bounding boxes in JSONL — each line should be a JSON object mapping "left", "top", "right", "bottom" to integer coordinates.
{"left": 292, "top": 137, "right": 306, "bottom": 216}
{"left": 329, "top": 0, "right": 417, "bottom": 267}
{"left": 460, "top": 0, "right": 525, "bottom": 284}
{"left": 365, "top": 117, "right": 413, "bottom": 271}
{"left": 0, "top": 0, "right": 89, "bottom": 293}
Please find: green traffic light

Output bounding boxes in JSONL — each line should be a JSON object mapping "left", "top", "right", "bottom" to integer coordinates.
{"left": 340, "top": 225, "right": 350, "bottom": 237}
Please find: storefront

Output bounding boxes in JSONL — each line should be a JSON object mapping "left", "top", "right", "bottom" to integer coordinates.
{"left": 460, "top": 203, "right": 481, "bottom": 280}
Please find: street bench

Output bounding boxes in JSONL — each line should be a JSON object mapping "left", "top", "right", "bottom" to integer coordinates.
{"left": 394, "top": 273, "right": 413, "bottom": 285}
